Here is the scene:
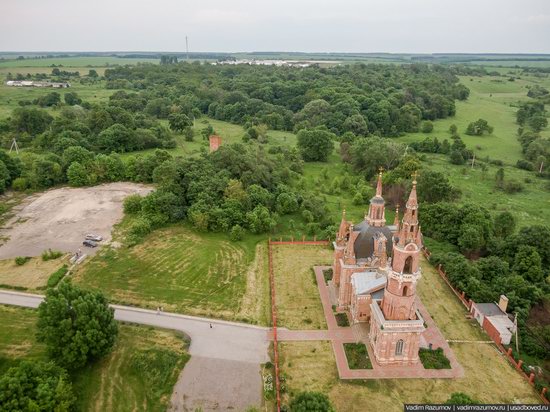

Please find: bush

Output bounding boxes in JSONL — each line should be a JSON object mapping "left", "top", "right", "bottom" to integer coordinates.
{"left": 41, "top": 249, "right": 63, "bottom": 261}
{"left": 421, "top": 121, "right": 434, "bottom": 133}
{"left": 323, "top": 268, "right": 333, "bottom": 283}
{"left": 47, "top": 265, "right": 68, "bottom": 288}
{"left": 418, "top": 347, "right": 451, "bottom": 369}
{"left": 128, "top": 217, "right": 152, "bottom": 238}
{"left": 11, "top": 177, "right": 29, "bottom": 191}
{"left": 123, "top": 194, "right": 143, "bottom": 214}
{"left": 516, "top": 159, "right": 534, "bottom": 171}
{"left": 229, "top": 224, "right": 245, "bottom": 241}
{"left": 503, "top": 179, "right": 524, "bottom": 193}
{"left": 289, "top": 391, "right": 335, "bottom": 412}
{"left": 445, "top": 392, "right": 479, "bottom": 405}
{"left": 15, "top": 256, "right": 31, "bottom": 266}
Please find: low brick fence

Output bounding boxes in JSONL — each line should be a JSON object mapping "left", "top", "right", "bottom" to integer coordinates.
{"left": 269, "top": 236, "right": 330, "bottom": 246}
{"left": 422, "top": 247, "right": 549, "bottom": 404}
{"left": 267, "top": 240, "right": 281, "bottom": 412}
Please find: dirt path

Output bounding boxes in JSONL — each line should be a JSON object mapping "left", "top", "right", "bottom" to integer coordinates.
{"left": 0, "top": 182, "right": 151, "bottom": 259}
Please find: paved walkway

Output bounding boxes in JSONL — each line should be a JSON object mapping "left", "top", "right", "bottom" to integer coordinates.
{"left": 0, "top": 289, "right": 270, "bottom": 411}
{"left": 276, "top": 266, "right": 464, "bottom": 379}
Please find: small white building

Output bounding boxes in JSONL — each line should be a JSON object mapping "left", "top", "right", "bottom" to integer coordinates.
{"left": 471, "top": 295, "right": 516, "bottom": 345}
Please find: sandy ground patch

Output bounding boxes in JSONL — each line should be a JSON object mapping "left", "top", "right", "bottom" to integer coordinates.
{"left": 170, "top": 357, "right": 262, "bottom": 412}
{"left": 0, "top": 256, "right": 66, "bottom": 288}
{"left": 0, "top": 182, "right": 151, "bottom": 259}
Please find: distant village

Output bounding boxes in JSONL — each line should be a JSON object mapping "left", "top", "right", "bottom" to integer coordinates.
{"left": 214, "top": 59, "right": 313, "bottom": 67}
{"left": 5, "top": 80, "right": 70, "bottom": 88}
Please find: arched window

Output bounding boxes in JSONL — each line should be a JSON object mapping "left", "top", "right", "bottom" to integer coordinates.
{"left": 402, "top": 285, "right": 408, "bottom": 296}
{"left": 403, "top": 256, "right": 413, "bottom": 274}
{"left": 395, "top": 339, "right": 404, "bottom": 356}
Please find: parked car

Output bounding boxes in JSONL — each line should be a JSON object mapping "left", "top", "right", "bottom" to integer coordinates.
{"left": 83, "top": 239, "right": 98, "bottom": 248}
{"left": 85, "top": 234, "right": 103, "bottom": 242}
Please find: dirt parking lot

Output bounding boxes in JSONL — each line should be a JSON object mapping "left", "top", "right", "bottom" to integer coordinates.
{"left": 0, "top": 182, "right": 151, "bottom": 259}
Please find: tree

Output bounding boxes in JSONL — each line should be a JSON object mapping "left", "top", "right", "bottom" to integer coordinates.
{"left": 449, "top": 124, "right": 458, "bottom": 135}
{"left": 0, "top": 160, "right": 10, "bottom": 194}
{"left": 64, "top": 92, "right": 82, "bottom": 106}
{"left": 445, "top": 392, "right": 478, "bottom": 405}
{"left": 421, "top": 121, "right": 434, "bottom": 133}
{"left": 88, "top": 69, "right": 99, "bottom": 78}
{"left": 296, "top": 128, "right": 335, "bottom": 162}
{"left": 168, "top": 113, "right": 192, "bottom": 132}
{"left": 35, "top": 92, "right": 61, "bottom": 108}
{"left": 37, "top": 282, "right": 118, "bottom": 370}
{"left": 123, "top": 194, "right": 143, "bottom": 214}
{"left": 0, "top": 361, "right": 75, "bottom": 411}
{"left": 465, "top": 118, "right": 493, "bottom": 136}
{"left": 11, "top": 107, "right": 53, "bottom": 136}
{"left": 289, "top": 392, "right": 335, "bottom": 412}
{"left": 66, "top": 161, "right": 88, "bottom": 187}
{"left": 458, "top": 224, "right": 484, "bottom": 257}
{"left": 493, "top": 211, "right": 516, "bottom": 238}
{"left": 246, "top": 205, "right": 276, "bottom": 234}
{"left": 512, "top": 245, "right": 544, "bottom": 283}
{"left": 417, "top": 170, "right": 460, "bottom": 203}
{"left": 342, "top": 114, "right": 368, "bottom": 136}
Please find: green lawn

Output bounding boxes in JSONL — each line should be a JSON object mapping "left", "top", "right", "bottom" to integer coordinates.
{"left": 396, "top": 75, "right": 547, "bottom": 163}
{"left": 73, "top": 223, "right": 270, "bottom": 324}
{"left": 0, "top": 304, "right": 189, "bottom": 412}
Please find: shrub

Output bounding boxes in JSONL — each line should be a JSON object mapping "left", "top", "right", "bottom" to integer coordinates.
{"left": 289, "top": 392, "right": 335, "bottom": 412}
{"left": 445, "top": 392, "right": 479, "bottom": 405}
{"left": 418, "top": 347, "right": 451, "bottom": 369}
{"left": 15, "top": 256, "right": 31, "bottom": 266}
{"left": 12, "top": 177, "right": 29, "bottom": 191}
{"left": 41, "top": 249, "right": 63, "bottom": 261}
{"left": 323, "top": 268, "right": 333, "bottom": 283}
{"left": 123, "top": 194, "right": 143, "bottom": 214}
{"left": 47, "top": 265, "right": 68, "bottom": 288}
{"left": 421, "top": 121, "right": 434, "bottom": 133}
{"left": 128, "top": 217, "right": 152, "bottom": 238}
{"left": 516, "top": 159, "right": 534, "bottom": 171}
{"left": 503, "top": 179, "right": 524, "bottom": 193}
{"left": 229, "top": 224, "right": 245, "bottom": 241}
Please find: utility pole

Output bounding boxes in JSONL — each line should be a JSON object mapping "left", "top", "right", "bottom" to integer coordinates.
{"left": 539, "top": 160, "right": 544, "bottom": 174}
{"left": 471, "top": 152, "right": 476, "bottom": 169}
{"left": 186, "top": 36, "right": 189, "bottom": 60}
{"left": 9, "top": 137, "right": 19, "bottom": 154}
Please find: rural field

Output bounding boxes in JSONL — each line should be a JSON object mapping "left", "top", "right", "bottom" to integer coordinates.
{"left": 277, "top": 247, "right": 541, "bottom": 410}
{"left": 0, "top": 255, "right": 66, "bottom": 290}
{"left": 0, "top": 304, "right": 189, "bottom": 412}
{"left": 272, "top": 244, "right": 332, "bottom": 330}
{"left": 72, "top": 224, "right": 271, "bottom": 324}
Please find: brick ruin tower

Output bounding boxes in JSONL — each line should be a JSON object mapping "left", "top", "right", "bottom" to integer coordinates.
{"left": 369, "top": 173, "right": 425, "bottom": 366}
{"left": 209, "top": 135, "right": 222, "bottom": 152}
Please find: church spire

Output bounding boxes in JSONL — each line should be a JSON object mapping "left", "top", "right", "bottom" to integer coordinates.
{"left": 366, "top": 168, "right": 386, "bottom": 227}
{"left": 398, "top": 172, "right": 420, "bottom": 246}
{"left": 393, "top": 204, "right": 400, "bottom": 227}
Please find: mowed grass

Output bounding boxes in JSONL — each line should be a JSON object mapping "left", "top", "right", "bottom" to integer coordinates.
{"left": 0, "top": 305, "right": 189, "bottom": 412}
{"left": 279, "top": 255, "right": 541, "bottom": 410}
{"left": 398, "top": 74, "right": 550, "bottom": 163}
{"left": 73, "top": 224, "right": 269, "bottom": 324}
{"left": 0, "top": 305, "right": 46, "bottom": 374}
{"left": 73, "top": 325, "right": 189, "bottom": 412}
{"left": 0, "top": 256, "right": 66, "bottom": 289}
{"left": 272, "top": 244, "right": 331, "bottom": 330}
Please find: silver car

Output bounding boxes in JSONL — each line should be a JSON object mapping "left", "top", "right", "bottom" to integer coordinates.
{"left": 85, "top": 234, "right": 103, "bottom": 242}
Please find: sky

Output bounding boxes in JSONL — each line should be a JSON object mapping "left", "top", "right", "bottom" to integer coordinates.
{"left": 2, "top": 0, "right": 550, "bottom": 53}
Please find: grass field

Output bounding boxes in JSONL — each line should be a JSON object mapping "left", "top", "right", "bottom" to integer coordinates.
{"left": 0, "top": 56, "right": 159, "bottom": 68}
{"left": 278, "top": 256, "right": 541, "bottom": 411}
{"left": 73, "top": 223, "right": 270, "bottom": 324}
{"left": 272, "top": 244, "right": 332, "bottom": 330}
{"left": 0, "top": 256, "right": 66, "bottom": 289}
{"left": 0, "top": 304, "right": 189, "bottom": 412}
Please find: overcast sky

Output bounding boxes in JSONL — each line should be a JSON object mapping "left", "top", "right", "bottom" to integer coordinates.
{"left": 2, "top": 0, "right": 550, "bottom": 53}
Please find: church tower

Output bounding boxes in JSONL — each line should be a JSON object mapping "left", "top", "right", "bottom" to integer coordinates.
{"left": 366, "top": 170, "right": 386, "bottom": 227}
{"left": 381, "top": 174, "right": 423, "bottom": 320}
{"left": 369, "top": 173, "right": 425, "bottom": 366}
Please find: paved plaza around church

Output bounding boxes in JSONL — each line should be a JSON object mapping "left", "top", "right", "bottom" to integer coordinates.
{"left": 275, "top": 265, "right": 464, "bottom": 379}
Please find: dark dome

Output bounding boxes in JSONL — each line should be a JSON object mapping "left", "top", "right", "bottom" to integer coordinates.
{"left": 353, "top": 220, "right": 394, "bottom": 259}
{"left": 370, "top": 196, "right": 385, "bottom": 205}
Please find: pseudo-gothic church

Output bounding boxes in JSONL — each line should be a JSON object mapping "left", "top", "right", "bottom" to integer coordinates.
{"left": 333, "top": 172, "right": 425, "bottom": 366}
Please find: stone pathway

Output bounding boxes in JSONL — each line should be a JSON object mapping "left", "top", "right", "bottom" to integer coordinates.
{"left": 275, "top": 266, "right": 464, "bottom": 379}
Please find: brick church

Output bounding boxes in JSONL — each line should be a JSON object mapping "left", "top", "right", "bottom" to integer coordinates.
{"left": 333, "top": 172, "right": 425, "bottom": 366}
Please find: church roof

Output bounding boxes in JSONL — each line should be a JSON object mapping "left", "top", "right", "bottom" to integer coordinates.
{"left": 352, "top": 220, "right": 394, "bottom": 259}
{"left": 351, "top": 271, "right": 386, "bottom": 295}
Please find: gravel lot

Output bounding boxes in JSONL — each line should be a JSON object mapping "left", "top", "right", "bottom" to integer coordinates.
{"left": 0, "top": 182, "right": 151, "bottom": 259}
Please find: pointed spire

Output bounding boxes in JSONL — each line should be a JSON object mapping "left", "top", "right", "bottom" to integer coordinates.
{"left": 406, "top": 171, "right": 418, "bottom": 210}
{"left": 375, "top": 167, "right": 384, "bottom": 197}
{"left": 342, "top": 208, "right": 346, "bottom": 220}
{"left": 393, "top": 204, "right": 400, "bottom": 226}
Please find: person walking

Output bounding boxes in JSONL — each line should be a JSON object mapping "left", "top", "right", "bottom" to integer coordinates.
{"left": 209, "top": 323, "right": 212, "bottom": 329}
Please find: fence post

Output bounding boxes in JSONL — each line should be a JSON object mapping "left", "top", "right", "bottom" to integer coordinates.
{"left": 517, "top": 360, "right": 523, "bottom": 370}
{"left": 507, "top": 348, "right": 513, "bottom": 357}
{"left": 529, "top": 372, "right": 535, "bottom": 384}
{"left": 542, "top": 387, "right": 547, "bottom": 397}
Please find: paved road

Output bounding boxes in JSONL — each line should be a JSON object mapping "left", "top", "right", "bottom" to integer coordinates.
{"left": 0, "top": 289, "right": 270, "bottom": 411}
